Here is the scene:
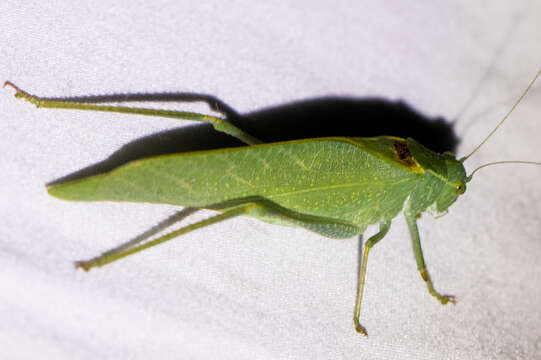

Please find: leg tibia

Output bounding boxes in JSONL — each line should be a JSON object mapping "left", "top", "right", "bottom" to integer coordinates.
{"left": 353, "top": 221, "right": 391, "bottom": 336}
{"left": 404, "top": 212, "right": 456, "bottom": 306}
{"left": 4, "top": 81, "right": 262, "bottom": 145}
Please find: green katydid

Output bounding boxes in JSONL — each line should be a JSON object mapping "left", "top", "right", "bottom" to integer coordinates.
{"left": 4, "top": 71, "right": 541, "bottom": 336}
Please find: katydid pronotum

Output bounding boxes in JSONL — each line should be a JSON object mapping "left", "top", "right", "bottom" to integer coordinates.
{"left": 5, "top": 71, "right": 541, "bottom": 336}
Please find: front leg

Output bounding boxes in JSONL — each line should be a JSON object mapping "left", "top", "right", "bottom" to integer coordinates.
{"left": 404, "top": 212, "right": 456, "bottom": 305}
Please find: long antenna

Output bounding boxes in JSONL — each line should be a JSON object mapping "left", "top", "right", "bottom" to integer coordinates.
{"left": 460, "top": 69, "right": 541, "bottom": 163}
{"left": 466, "top": 160, "right": 541, "bottom": 182}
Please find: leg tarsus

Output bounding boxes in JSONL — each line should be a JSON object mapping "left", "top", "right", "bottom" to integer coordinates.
{"left": 353, "top": 317, "right": 368, "bottom": 337}
{"left": 74, "top": 259, "right": 98, "bottom": 272}
{"left": 421, "top": 270, "right": 456, "bottom": 305}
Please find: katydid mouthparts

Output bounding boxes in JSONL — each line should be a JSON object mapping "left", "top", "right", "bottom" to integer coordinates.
{"left": 5, "top": 70, "right": 540, "bottom": 336}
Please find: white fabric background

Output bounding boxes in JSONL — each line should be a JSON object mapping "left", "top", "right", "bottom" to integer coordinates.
{"left": 1, "top": 1, "right": 541, "bottom": 359}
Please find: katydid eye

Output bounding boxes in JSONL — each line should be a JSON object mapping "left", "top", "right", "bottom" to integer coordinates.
{"left": 455, "top": 182, "right": 466, "bottom": 194}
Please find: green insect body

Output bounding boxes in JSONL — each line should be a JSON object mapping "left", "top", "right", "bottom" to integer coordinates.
{"left": 4, "top": 72, "right": 540, "bottom": 336}
{"left": 48, "top": 136, "right": 463, "bottom": 237}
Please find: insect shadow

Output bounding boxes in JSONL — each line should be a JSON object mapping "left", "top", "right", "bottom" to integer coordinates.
{"left": 46, "top": 91, "right": 459, "bottom": 185}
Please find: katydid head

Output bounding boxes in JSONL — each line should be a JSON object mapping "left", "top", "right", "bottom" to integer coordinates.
{"left": 459, "top": 69, "right": 541, "bottom": 185}
{"left": 435, "top": 155, "right": 468, "bottom": 212}
{"left": 405, "top": 137, "right": 469, "bottom": 212}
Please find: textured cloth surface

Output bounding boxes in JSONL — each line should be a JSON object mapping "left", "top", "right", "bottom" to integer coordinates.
{"left": 2, "top": 2, "right": 541, "bottom": 359}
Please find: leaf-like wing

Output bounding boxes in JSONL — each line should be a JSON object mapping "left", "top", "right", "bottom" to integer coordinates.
{"left": 48, "top": 137, "right": 422, "bottom": 226}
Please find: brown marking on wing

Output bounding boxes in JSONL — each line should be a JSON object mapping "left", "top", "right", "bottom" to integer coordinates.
{"left": 393, "top": 140, "right": 422, "bottom": 171}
